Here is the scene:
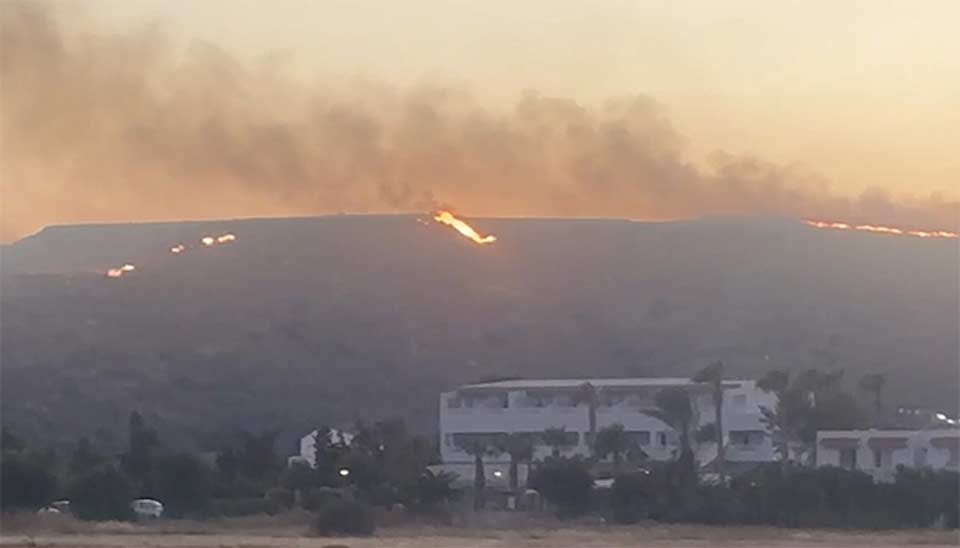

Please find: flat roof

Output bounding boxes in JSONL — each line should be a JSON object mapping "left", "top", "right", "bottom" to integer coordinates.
{"left": 457, "top": 377, "right": 749, "bottom": 391}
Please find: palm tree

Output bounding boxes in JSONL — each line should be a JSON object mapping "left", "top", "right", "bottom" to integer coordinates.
{"left": 499, "top": 433, "right": 534, "bottom": 492}
{"left": 859, "top": 372, "right": 886, "bottom": 424}
{"left": 592, "top": 423, "right": 635, "bottom": 474}
{"left": 642, "top": 386, "right": 695, "bottom": 474}
{"left": 758, "top": 368, "right": 847, "bottom": 464}
{"left": 757, "top": 369, "right": 794, "bottom": 462}
{"left": 457, "top": 438, "right": 500, "bottom": 510}
{"left": 693, "top": 361, "right": 726, "bottom": 481}
{"left": 542, "top": 426, "right": 569, "bottom": 459}
{"left": 575, "top": 382, "right": 600, "bottom": 445}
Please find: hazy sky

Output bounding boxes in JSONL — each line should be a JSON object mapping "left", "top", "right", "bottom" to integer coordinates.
{"left": 2, "top": 0, "right": 958, "bottom": 241}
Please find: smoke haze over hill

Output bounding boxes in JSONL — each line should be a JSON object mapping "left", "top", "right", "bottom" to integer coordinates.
{"left": 2, "top": 2, "right": 957, "bottom": 243}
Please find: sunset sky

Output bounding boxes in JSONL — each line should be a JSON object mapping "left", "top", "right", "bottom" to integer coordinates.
{"left": 2, "top": 0, "right": 958, "bottom": 241}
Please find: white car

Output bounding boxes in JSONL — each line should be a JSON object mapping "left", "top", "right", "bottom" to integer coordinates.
{"left": 130, "top": 498, "right": 163, "bottom": 519}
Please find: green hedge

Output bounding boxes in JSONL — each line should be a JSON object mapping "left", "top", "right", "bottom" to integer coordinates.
{"left": 608, "top": 464, "right": 959, "bottom": 529}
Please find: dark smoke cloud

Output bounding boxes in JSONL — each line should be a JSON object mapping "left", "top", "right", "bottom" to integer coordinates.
{"left": 2, "top": 2, "right": 956, "bottom": 242}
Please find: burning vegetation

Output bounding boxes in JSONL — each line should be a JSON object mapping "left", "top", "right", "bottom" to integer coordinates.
{"left": 105, "top": 233, "right": 237, "bottom": 278}
{"left": 433, "top": 211, "right": 497, "bottom": 245}
{"left": 105, "top": 263, "right": 136, "bottom": 278}
{"left": 805, "top": 220, "right": 958, "bottom": 239}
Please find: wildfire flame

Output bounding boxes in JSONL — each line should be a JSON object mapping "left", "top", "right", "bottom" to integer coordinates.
{"left": 202, "top": 233, "right": 236, "bottom": 246}
{"left": 106, "top": 263, "right": 136, "bottom": 278}
{"left": 805, "top": 220, "right": 958, "bottom": 239}
{"left": 433, "top": 211, "right": 497, "bottom": 245}
{"left": 105, "top": 232, "right": 238, "bottom": 280}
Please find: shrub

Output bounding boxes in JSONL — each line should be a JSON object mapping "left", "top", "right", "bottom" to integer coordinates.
{"left": 313, "top": 500, "right": 376, "bottom": 536}
{"left": 210, "top": 497, "right": 279, "bottom": 517}
{"left": 1, "top": 451, "right": 58, "bottom": 510}
{"left": 400, "top": 470, "right": 460, "bottom": 515}
{"left": 152, "top": 453, "right": 214, "bottom": 517}
{"left": 609, "top": 472, "right": 651, "bottom": 524}
{"left": 301, "top": 486, "right": 345, "bottom": 511}
{"left": 529, "top": 457, "right": 593, "bottom": 519}
{"left": 67, "top": 464, "right": 133, "bottom": 521}
{"left": 266, "top": 487, "right": 295, "bottom": 510}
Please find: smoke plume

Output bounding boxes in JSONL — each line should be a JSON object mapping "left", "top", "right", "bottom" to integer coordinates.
{"left": 2, "top": 2, "right": 956, "bottom": 242}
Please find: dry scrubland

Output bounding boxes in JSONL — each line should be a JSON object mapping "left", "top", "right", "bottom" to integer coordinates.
{"left": 1, "top": 513, "right": 958, "bottom": 548}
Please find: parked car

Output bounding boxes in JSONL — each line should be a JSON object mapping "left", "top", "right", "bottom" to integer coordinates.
{"left": 37, "top": 500, "right": 71, "bottom": 515}
{"left": 130, "top": 498, "right": 163, "bottom": 519}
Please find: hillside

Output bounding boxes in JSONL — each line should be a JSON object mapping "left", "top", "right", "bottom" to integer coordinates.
{"left": 1, "top": 215, "right": 957, "bottom": 451}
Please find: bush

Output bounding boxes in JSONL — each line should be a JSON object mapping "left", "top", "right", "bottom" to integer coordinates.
{"left": 151, "top": 453, "right": 214, "bottom": 517}
{"left": 210, "top": 497, "right": 280, "bottom": 517}
{"left": 301, "top": 486, "right": 345, "bottom": 511}
{"left": 609, "top": 472, "right": 651, "bottom": 524}
{"left": 1, "top": 451, "right": 58, "bottom": 510}
{"left": 266, "top": 487, "right": 295, "bottom": 510}
{"left": 399, "top": 470, "right": 460, "bottom": 515}
{"left": 67, "top": 464, "right": 133, "bottom": 521}
{"left": 605, "top": 462, "right": 959, "bottom": 530}
{"left": 313, "top": 500, "right": 376, "bottom": 536}
{"left": 529, "top": 457, "right": 593, "bottom": 519}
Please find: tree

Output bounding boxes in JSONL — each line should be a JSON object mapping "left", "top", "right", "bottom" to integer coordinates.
{"left": 153, "top": 453, "right": 214, "bottom": 516}
{"left": 215, "top": 445, "right": 240, "bottom": 483}
{"left": 642, "top": 387, "right": 695, "bottom": 481}
{"left": 1, "top": 450, "right": 58, "bottom": 510}
{"left": 528, "top": 457, "right": 593, "bottom": 518}
{"left": 859, "top": 372, "right": 887, "bottom": 424}
{"left": 592, "top": 423, "right": 636, "bottom": 474}
{"left": 68, "top": 464, "right": 133, "bottom": 521}
{"left": 312, "top": 427, "right": 351, "bottom": 487}
{"left": 759, "top": 368, "right": 864, "bottom": 465}
{"left": 543, "top": 427, "right": 570, "bottom": 458}
{"left": 457, "top": 438, "right": 501, "bottom": 510}
{"left": 401, "top": 469, "right": 460, "bottom": 514}
{"left": 237, "top": 429, "right": 280, "bottom": 481}
{"left": 2, "top": 426, "right": 25, "bottom": 452}
{"left": 693, "top": 361, "right": 726, "bottom": 481}
{"left": 122, "top": 411, "right": 159, "bottom": 490}
{"left": 499, "top": 433, "right": 534, "bottom": 492}
{"left": 757, "top": 369, "right": 800, "bottom": 462}
{"left": 574, "top": 382, "right": 600, "bottom": 444}
{"left": 69, "top": 437, "right": 105, "bottom": 476}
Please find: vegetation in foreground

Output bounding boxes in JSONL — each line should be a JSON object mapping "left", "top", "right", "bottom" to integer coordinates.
{"left": 2, "top": 366, "right": 957, "bottom": 535}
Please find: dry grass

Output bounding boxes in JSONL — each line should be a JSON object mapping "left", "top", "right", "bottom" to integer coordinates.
{"left": 2, "top": 512, "right": 958, "bottom": 548}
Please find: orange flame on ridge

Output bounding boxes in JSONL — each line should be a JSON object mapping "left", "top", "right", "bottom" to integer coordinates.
{"left": 106, "top": 263, "right": 136, "bottom": 278}
{"left": 433, "top": 211, "right": 497, "bottom": 244}
{"left": 805, "top": 220, "right": 958, "bottom": 239}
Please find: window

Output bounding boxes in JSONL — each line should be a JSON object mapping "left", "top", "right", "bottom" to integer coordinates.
{"left": 451, "top": 432, "right": 506, "bottom": 449}
{"left": 873, "top": 449, "right": 882, "bottom": 468}
{"left": 729, "top": 430, "right": 764, "bottom": 446}
{"left": 658, "top": 432, "right": 668, "bottom": 447}
{"left": 840, "top": 448, "right": 858, "bottom": 470}
{"left": 545, "top": 431, "right": 579, "bottom": 446}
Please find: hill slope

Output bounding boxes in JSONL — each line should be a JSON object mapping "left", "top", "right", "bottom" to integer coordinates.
{"left": 1, "top": 215, "right": 956, "bottom": 450}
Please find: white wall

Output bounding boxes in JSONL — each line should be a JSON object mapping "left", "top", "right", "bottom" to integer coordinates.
{"left": 816, "top": 429, "right": 959, "bottom": 482}
{"left": 438, "top": 379, "right": 777, "bottom": 466}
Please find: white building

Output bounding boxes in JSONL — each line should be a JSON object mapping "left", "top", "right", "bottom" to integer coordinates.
{"left": 291, "top": 428, "right": 353, "bottom": 467}
{"left": 816, "top": 429, "right": 959, "bottom": 482}
{"left": 437, "top": 377, "right": 778, "bottom": 485}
